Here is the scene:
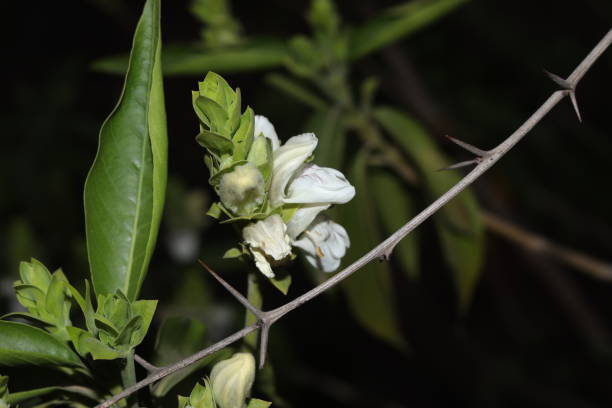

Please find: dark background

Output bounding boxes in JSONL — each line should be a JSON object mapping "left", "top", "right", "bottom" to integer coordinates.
{"left": 2, "top": 1, "right": 612, "bottom": 407}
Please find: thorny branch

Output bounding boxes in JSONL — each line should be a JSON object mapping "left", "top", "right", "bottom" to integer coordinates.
{"left": 96, "top": 27, "right": 612, "bottom": 408}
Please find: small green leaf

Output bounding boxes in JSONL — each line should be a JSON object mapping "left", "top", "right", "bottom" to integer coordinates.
{"left": 7, "top": 385, "right": 98, "bottom": 405}
{"left": 114, "top": 315, "right": 143, "bottom": 347}
{"left": 223, "top": 248, "right": 243, "bottom": 259}
{"left": 247, "top": 398, "right": 272, "bottom": 408}
{"left": 44, "top": 271, "right": 70, "bottom": 328}
{"left": 67, "top": 327, "right": 123, "bottom": 360}
{"left": 206, "top": 202, "right": 223, "bottom": 219}
{"left": 373, "top": 106, "right": 484, "bottom": 310}
{"left": 338, "top": 150, "right": 407, "bottom": 351}
{"left": 130, "top": 299, "right": 157, "bottom": 346}
{"left": 84, "top": 0, "right": 167, "bottom": 301}
{"left": 0, "top": 321, "right": 84, "bottom": 368}
{"left": 349, "top": 0, "right": 468, "bottom": 59}
{"left": 196, "top": 130, "right": 234, "bottom": 157}
{"left": 269, "top": 272, "right": 292, "bottom": 295}
{"left": 195, "top": 97, "right": 230, "bottom": 135}
{"left": 232, "top": 107, "right": 255, "bottom": 162}
{"left": 370, "top": 170, "right": 419, "bottom": 278}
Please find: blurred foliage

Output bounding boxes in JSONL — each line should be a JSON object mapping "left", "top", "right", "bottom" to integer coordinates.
{"left": 3, "top": 0, "right": 612, "bottom": 407}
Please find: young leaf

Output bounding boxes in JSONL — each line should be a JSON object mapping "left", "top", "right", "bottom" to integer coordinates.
{"left": 338, "top": 150, "right": 407, "bottom": 351}
{"left": 0, "top": 321, "right": 84, "bottom": 368}
{"left": 247, "top": 399, "right": 272, "bottom": 408}
{"left": 373, "top": 107, "right": 484, "bottom": 311}
{"left": 84, "top": 0, "right": 167, "bottom": 301}
{"left": 349, "top": 0, "right": 467, "bottom": 59}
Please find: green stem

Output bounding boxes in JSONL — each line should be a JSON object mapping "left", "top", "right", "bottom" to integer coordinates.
{"left": 243, "top": 272, "right": 262, "bottom": 352}
{"left": 120, "top": 350, "right": 137, "bottom": 407}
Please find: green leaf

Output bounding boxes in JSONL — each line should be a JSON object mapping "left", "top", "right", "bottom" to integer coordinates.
{"left": 84, "top": 0, "right": 167, "bottom": 301}
{"left": 373, "top": 106, "right": 484, "bottom": 310}
{"left": 338, "top": 151, "right": 407, "bottom": 351}
{"left": 349, "top": 0, "right": 468, "bottom": 59}
{"left": 92, "top": 40, "right": 288, "bottom": 76}
{"left": 130, "top": 299, "right": 157, "bottom": 346}
{"left": 67, "top": 327, "right": 123, "bottom": 360}
{"left": 7, "top": 385, "right": 98, "bottom": 405}
{"left": 152, "top": 317, "right": 231, "bottom": 397}
{"left": 247, "top": 399, "right": 272, "bottom": 408}
{"left": 0, "top": 321, "right": 84, "bottom": 368}
{"left": 303, "top": 108, "right": 345, "bottom": 170}
{"left": 265, "top": 73, "right": 327, "bottom": 111}
{"left": 232, "top": 107, "right": 255, "bottom": 162}
{"left": 370, "top": 170, "right": 420, "bottom": 278}
{"left": 196, "top": 130, "right": 234, "bottom": 157}
{"left": 223, "top": 247, "right": 243, "bottom": 259}
{"left": 269, "top": 272, "right": 292, "bottom": 295}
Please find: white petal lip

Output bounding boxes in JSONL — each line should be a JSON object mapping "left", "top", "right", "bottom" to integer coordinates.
{"left": 292, "top": 215, "right": 350, "bottom": 273}
{"left": 251, "top": 249, "right": 275, "bottom": 278}
{"left": 269, "top": 133, "right": 318, "bottom": 208}
{"left": 284, "top": 164, "right": 355, "bottom": 205}
{"left": 285, "top": 203, "right": 330, "bottom": 240}
{"left": 254, "top": 115, "right": 280, "bottom": 151}
{"left": 242, "top": 214, "right": 291, "bottom": 261}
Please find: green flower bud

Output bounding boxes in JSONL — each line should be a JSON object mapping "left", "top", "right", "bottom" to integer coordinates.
{"left": 218, "top": 163, "right": 264, "bottom": 216}
{"left": 210, "top": 352, "right": 255, "bottom": 408}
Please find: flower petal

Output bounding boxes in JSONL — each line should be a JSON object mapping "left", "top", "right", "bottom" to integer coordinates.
{"left": 293, "top": 215, "right": 350, "bottom": 273}
{"left": 251, "top": 249, "right": 275, "bottom": 278}
{"left": 242, "top": 214, "right": 291, "bottom": 261}
{"left": 254, "top": 115, "right": 280, "bottom": 151}
{"left": 269, "top": 133, "right": 318, "bottom": 207}
{"left": 286, "top": 203, "right": 330, "bottom": 240}
{"left": 284, "top": 164, "right": 355, "bottom": 205}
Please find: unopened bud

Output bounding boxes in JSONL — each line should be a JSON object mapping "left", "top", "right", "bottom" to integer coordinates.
{"left": 210, "top": 352, "right": 255, "bottom": 408}
{"left": 218, "top": 163, "right": 264, "bottom": 216}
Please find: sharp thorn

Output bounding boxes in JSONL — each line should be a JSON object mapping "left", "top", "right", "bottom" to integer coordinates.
{"left": 197, "top": 259, "right": 263, "bottom": 318}
{"left": 444, "top": 135, "right": 488, "bottom": 157}
{"left": 569, "top": 91, "right": 583, "bottom": 123}
{"left": 544, "top": 69, "right": 573, "bottom": 90}
{"left": 436, "top": 159, "right": 480, "bottom": 172}
{"left": 258, "top": 324, "right": 270, "bottom": 369}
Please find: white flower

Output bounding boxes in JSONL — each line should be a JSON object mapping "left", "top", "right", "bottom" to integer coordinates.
{"left": 210, "top": 352, "right": 255, "bottom": 408}
{"left": 254, "top": 115, "right": 280, "bottom": 151}
{"left": 284, "top": 164, "right": 355, "bottom": 239}
{"left": 218, "top": 163, "right": 264, "bottom": 216}
{"left": 269, "top": 133, "right": 318, "bottom": 207}
{"left": 293, "top": 215, "right": 350, "bottom": 273}
{"left": 242, "top": 214, "right": 292, "bottom": 278}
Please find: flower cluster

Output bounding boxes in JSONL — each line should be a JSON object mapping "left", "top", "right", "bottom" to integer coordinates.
{"left": 193, "top": 72, "right": 355, "bottom": 281}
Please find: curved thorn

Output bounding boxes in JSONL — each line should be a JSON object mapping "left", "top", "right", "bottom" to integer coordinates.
{"left": 444, "top": 135, "right": 488, "bottom": 156}
{"left": 258, "top": 323, "right": 271, "bottom": 369}
{"left": 569, "top": 91, "right": 583, "bottom": 122}
{"left": 544, "top": 69, "right": 573, "bottom": 90}
{"left": 436, "top": 159, "right": 480, "bottom": 172}
{"left": 197, "top": 259, "right": 263, "bottom": 318}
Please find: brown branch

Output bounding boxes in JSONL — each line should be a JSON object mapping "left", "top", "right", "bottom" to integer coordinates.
{"left": 95, "top": 27, "right": 612, "bottom": 408}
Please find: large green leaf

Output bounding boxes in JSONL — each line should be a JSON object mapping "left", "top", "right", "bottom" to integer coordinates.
{"left": 373, "top": 106, "right": 484, "bottom": 311}
{"left": 92, "top": 40, "right": 288, "bottom": 76}
{"left": 371, "top": 169, "right": 420, "bottom": 278}
{"left": 84, "top": 0, "right": 167, "bottom": 301}
{"left": 338, "top": 150, "right": 407, "bottom": 351}
{"left": 349, "top": 0, "right": 468, "bottom": 60}
{"left": 0, "top": 321, "right": 84, "bottom": 368}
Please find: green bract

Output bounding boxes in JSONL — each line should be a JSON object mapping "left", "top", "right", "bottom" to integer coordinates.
{"left": 12, "top": 259, "right": 72, "bottom": 342}
{"left": 67, "top": 290, "right": 157, "bottom": 360}
{"left": 193, "top": 72, "right": 271, "bottom": 222}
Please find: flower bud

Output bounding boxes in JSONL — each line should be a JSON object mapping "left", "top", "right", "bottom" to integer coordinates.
{"left": 210, "top": 353, "right": 256, "bottom": 408}
{"left": 218, "top": 163, "right": 265, "bottom": 216}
